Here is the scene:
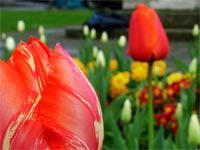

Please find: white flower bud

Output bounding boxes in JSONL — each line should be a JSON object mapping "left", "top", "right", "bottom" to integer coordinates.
{"left": 40, "top": 34, "right": 46, "bottom": 44}
{"left": 189, "top": 58, "right": 197, "bottom": 73}
{"left": 118, "top": 35, "right": 127, "bottom": 47}
{"left": 188, "top": 114, "right": 200, "bottom": 145}
{"left": 90, "top": 28, "right": 96, "bottom": 40}
{"left": 96, "top": 50, "right": 106, "bottom": 68}
{"left": 92, "top": 46, "right": 98, "bottom": 59}
{"left": 17, "top": 20, "right": 25, "bottom": 32}
{"left": 101, "top": 31, "right": 108, "bottom": 43}
{"left": 5, "top": 36, "right": 16, "bottom": 51}
{"left": 192, "top": 24, "right": 200, "bottom": 37}
{"left": 121, "top": 99, "right": 132, "bottom": 124}
{"left": 38, "top": 25, "right": 45, "bottom": 35}
{"left": 83, "top": 25, "right": 89, "bottom": 37}
{"left": 175, "top": 103, "right": 183, "bottom": 119}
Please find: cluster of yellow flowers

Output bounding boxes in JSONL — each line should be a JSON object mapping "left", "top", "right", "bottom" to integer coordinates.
{"left": 109, "top": 72, "right": 130, "bottom": 98}
{"left": 131, "top": 61, "right": 148, "bottom": 81}
{"left": 109, "top": 60, "right": 166, "bottom": 98}
{"left": 130, "top": 60, "right": 166, "bottom": 82}
{"left": 166, "top": 72, "right": 184, "bottom": 85}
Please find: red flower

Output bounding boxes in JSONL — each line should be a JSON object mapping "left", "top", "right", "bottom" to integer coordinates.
{"left": 155, "top": 113, "right": 169, "bottom": 127}
{"left": 163, "top": 103, "right": 176, "bottom": 116}
{"left": 138, "top": 85, "right": 163, "bottom": 107}
{"left": 165, "top": 79, "right": 191, "bottom": 101}
{"left": 170, "top": 118, "right": 178, "bottom": 134}
{"left": 127, "top": 4, "right": 169, "bottom": 62}
{"left": 0, "top": 37, "right": 103, "bottom": 149}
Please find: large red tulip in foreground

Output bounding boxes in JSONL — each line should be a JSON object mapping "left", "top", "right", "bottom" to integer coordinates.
{"left": 127, "top": 4, "right": 169, "bottom": 62}
{"left": 0, "top": 37, "right": 103, "bottom": 149}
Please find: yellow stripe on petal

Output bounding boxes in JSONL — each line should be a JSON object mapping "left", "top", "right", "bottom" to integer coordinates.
{"left": 20, "top": 45, "right": 36, "bottom": 73}
{"left": 2, "top": 93, "right": 41, "bottom": 149}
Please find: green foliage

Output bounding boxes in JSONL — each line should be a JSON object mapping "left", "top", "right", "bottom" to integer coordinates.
{"left": 0, "top": 10, "right": 93, "bottom": 32}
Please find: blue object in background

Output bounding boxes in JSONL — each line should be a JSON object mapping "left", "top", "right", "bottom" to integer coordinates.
{"left": 56, "top": 0, "right": 84, "bottom": 8}
{"left": 84, "top": 10, "right": 129, "bottom": 32}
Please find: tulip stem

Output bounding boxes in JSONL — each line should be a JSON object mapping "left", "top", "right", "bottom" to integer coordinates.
{"left": 148, "top": 60, "right": 154, "bottom": 150}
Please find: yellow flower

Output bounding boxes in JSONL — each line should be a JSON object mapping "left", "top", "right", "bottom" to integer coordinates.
{"left": 73, "top": 57, "right": 87, "bottom": 76}
{"left": 110, "top": 59, "right": 118, "bottom": 71}
{"left": 167, "top": 72, "right": 184, "bottom": 85}
{"left": 131, "top": 61, "right": 148, "bottom": 81}
{"left": 184, "top": 72, "right": 196, "bottom": 80}
{"left": 123, "top": 71, "right": 131, "bottom": 83}
{"left": 109, "top": 72, "right": 130, "bottom": 98}
{"left": 152, "top": 60, "right": 166, "bottom": 77}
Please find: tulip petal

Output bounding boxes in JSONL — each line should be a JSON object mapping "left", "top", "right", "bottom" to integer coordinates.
{"left": 0, "top": 60, "right": 28, "bottom": 141}
{"left": 37, "top": 44, "right": 103, "bottom": 149}
{"left": 1, "top": 37, "right": 103, "bottom": 149}
{"left": 7, "top": 37, "right": 51, "bottom": 93}
{"left": 0, "top": 60, "right": 48, "bottom": 149}
{"left": 153, "top": 12, "right": 169, "bottom": 60}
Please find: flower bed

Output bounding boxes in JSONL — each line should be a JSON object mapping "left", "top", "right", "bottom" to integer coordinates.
{"left": 74, "top": 4, "right": 200, "bottom": 149}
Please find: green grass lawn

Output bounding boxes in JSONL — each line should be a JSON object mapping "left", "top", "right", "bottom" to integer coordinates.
{"left": 0, "top": 9, "right": 94, "bottom": 32}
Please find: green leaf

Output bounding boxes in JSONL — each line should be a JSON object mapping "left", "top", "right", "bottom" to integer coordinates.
{"left": 96, "top": 65, "right": 107, "bottom": 110}
{"left": 153, "top": 126, "right": 165, "bottom": 149}
{"left": 103, "top": 109, "right": 127, "bottom": 149}
{"left": 109, "top": 94, "right": 127, "bottom": 120}
{"left": 164, "top": 136, "right": 177, "bottom": 150}
{"left": 126, "top": 107, "right": 147, "bottom": 149}
{"left": 125, "top": 124, "right": 139, "bottom": 150}
{"left": 187, "top": 80, "right": 196, "bottom": 112}
{"left": 180, "top": 80, "right": 196, "bottom": 130}
{"left": 175, "top": 117, "right": 190, "bottom": 149}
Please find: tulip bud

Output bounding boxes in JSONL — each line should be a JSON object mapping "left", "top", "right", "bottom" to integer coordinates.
{"left": 83, "top": 25, "right": 89, "bottom": 37}
{"left": 127, "top": 4, "right": 169, "bottom": 61}
{"left": 93, "top": 46, "right": 98, "bottom": 59}
{"left": 189, "top": 58, "right": 197, "bottom": 73}
{"left": 5, "top": 36, "right": 16, "bottom": 51}
{"left": 121, "top": 99, "right": 132, "bottom": 124}
{"left": 40, "top": 34, "right": 46, "bottom": 44}
{"left": 188, "top": 114, "right": 200, "bottom": 145}
{"left": 90, "top": 28, "right": 96, "bottom": 40}
{"left": 118, "top": 35, "right": 127, "bottom": 47}
{"left": 96, "top": 50, "right": 106, "bottom": 68}
{"left": 101, "top": 31, "right": 108, "bottom": 43}
{"left": 38, "top": 25, "right": 45, "bottom": 35}
{"left": 192, "top": 24, "right": 200, "bottom": 37}
{"left": 175, "top": 103, "right": 183, "bottom": 119}
{"left": 17, "top": 20, "right": 25, "bottom": 32}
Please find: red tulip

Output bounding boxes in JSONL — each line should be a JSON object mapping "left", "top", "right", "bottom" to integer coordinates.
{"left": 127, "top": 4, "right": 169, "bottom": 62}
{"left": 0, "top": 37, "right": 103, "bottom": 149}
